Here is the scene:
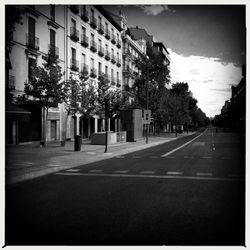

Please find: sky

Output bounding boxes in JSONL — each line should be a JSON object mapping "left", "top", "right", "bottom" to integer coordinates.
{"left": 104, "top": 5, "right": 246, "bottom": 117}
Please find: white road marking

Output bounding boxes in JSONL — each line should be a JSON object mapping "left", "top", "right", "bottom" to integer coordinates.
{"left": 86, "top": 152, "right": 97, "bottom": 155}
{"left": 196, "top": 172, "right": 213, "bottom": 177}
{"left": 55, "top": 172, "right": 244, "bottom": 182}
{"left": 167, "top": 171, "right": 183, "bottom": 175}
{"left": 114, "top": 170, "right": 129, "bottom": 174}
{"left": 202, "top": 156, "right": 212, "bottom": 159}
{"left": 161, "top": 131, "right": 206, "bottom": 157}
{"left": 88, "top": 169, "right": 103, "bottom": 173}
{"left": 140, "top": 171, "right": 155, "bottom": 174}
{"left": 66, "top": 169, "right": 81, "bottom": 172}
{"left": 46, "top": 164, "right": 61, "bottom": 167}
{"left": 165, "top": 156, "right": 175, "bottom": 159}
{"left": 213, "top": 148, "right": 215, "bottom": 151}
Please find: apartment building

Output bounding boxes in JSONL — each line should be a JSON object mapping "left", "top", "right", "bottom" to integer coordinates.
{"left": 66, "top": 5, "right": 123, "bottom": 139}
{"left": 7, "top": 5, "right": 66, "bottom": 144}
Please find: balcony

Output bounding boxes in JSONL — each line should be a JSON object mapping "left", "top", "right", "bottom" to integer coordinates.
{"left": 70, "top": 27, "right": 79, "bottom": 42}
{"left": 48, "top": 44, "right": 59, "bottom": 57}
{"left": 105, "top": 50, "right": 110, "bottom": 61}
{"left": 26, "top": 33, "right": 40, "bottom": 51}
{"left": 105, "top": 29, "right": 110, "bottom": 40}
{"left": 81, "top": 34, "right": 89, "bottom": 47}
{"left": 111, "top": 34, "right": 116, "bottom": 44}
{"left": 98, "top": 46, "right": 104, "bottom": 57}
{"left": 70, "top": 59, "right": 79, "bottom": 71}
{"left": 123, "top": 66, "right": 132, "bottom": 75}
{"left": 90, "top": 41, "right": 97, "bottom": 53}
{"left": 70, "top": 5, "right": 79, "bottom": 15}
{"left": 116, "top": 39, "right": 121, "bottom": 48}
{"left": 8, "top": 75, "right": 15, "bottom": 90}
{"left": 80, "top": 8, "right": 89, "bottom": 22}
{"left": 80, "top": 64, "right": 89, "bottom": 76}
{"left": 116, "top": 58, "right": 121, "bottom": 67}
{"left": 104, "top": 74, "right": 110, "bottom": 83}
{"left": 111, "top": 55, "right": 116, "bottom": 64}
{"left": 90, "top": 68, "right": 97, "bottom": 78}
{"left": 98, "top": 23, "right": 104, "bottom": 35}
{"left": 90, "top": 16, "right": 97, "bottom": 29}
{"left": 111, "top": 77, "right": 116, "bottom": 86}
{"left": 116, "top": 79, "right": 121, "bottom": 88}
{"left": 123, "top": 48, "right": 131, "bottom": 57}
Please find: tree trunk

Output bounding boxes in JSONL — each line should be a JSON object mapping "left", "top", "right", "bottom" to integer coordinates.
{"left": 42, "top": 107, "right": 48, "bottom": 147}
{"left": 104, "top": 117, "right": 108, "bottom": 153}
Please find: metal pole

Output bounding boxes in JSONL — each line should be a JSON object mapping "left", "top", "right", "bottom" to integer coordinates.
{"left": 146, "top": 73, "right": 149, "bottom": 144}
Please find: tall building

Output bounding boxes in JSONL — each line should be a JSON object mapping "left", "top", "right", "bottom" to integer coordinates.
{"left": 6, "top": 5, "right": 66, "bottom": 144}
{"left": 66, "top": 5, "right": 123, "bottom": 139}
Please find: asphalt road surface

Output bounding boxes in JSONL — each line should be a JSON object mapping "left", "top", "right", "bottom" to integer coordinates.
{"left": 5, "top": 127, "right": 245, "bottom": 246}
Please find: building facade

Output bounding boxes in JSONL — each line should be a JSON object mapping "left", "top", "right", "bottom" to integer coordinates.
{"left": 65, "top": 5, "right": 123, "bottom": 139}
{"left": 7, "top": 5, "right": 66, "bottom": 144}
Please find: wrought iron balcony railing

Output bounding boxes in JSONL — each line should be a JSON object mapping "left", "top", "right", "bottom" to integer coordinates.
{"left": 116, "top": 79, "right": 121, "bottom": 88}
{"left": 105, "top": 50, "right": 111, "bottom": 61}
{"left": 90, "top": 16, "right": 97, "bottom": 29}
{"left": 98, "top": 46, "right": 104, "bottom": 57}
{"left": 111, "top": 77, "right": 116, "bottom": 86}
{"left": 48, "top": 44, "right": 59, "bottom": 57}
{"left": 105, "top": 29, "right": 110, "bottom": 40}
{"left": 98, "top": 23, "right": 104, "bottom": 35}
{"left": 111, "top": 34, "right": 116, "bottom": 44}
{"left": 70, "top": 59, "right": 79, "bottom": 71}
{"left": 26, "top": 33, "right": 40, "bottom": 50}
{"left": 90, "top": 40, "right": 97, "bottom": 53}
{"left": 80, "top": 64, "right": 89, "bottom": 76}
{"left": 70, "top": 27, "right": 79, "bottom": 42}
{"left": 80, "top": 8, "right": 89, "bottom": 22}
{"left": 81, "top": 34, "right": 89, "bottom": 47}
{"left": 90, "top": 68, "right": 97, "bottom": 78}
{"left": 116, "top": 58, "right": 121, "bottom": 67}
{"left": 117, "top": 39, "right": 121, "bottom": 48}
{"left": 111, "top": 55, "right": 116, "bottom": 64}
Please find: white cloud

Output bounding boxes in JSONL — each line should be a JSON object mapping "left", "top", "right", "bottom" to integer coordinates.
{"left": 138, "top": 5, "right": 175, "bottom": 16}
{"left": 168, "top": 49, "right": 242, "bottom": 117}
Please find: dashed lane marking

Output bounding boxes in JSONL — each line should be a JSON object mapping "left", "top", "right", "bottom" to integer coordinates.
{"left": 140, "top": 171, "right": 155, "bottom": 174}
{"left": 196, "top": 172, "right": 213, "bottom": 177}
{"left": 113, "top": 170, "right": 129, "bottom": 174}
{"left": 167, "top": 171, "right": 183, "bottom": 175}
{"left": 55, "top": 172, "right": 244, "bottom": 182}
{"left": 66, "top": 169, "right": 81, "bottom": 172}
{"left": 46, "top": 164, "right": 61, "bottom": 167}
{"left": 88, "top": 169, "right": 104, "bottom": 173}
{"left": 161, "top": 131, "right": 206, "bottom": 157}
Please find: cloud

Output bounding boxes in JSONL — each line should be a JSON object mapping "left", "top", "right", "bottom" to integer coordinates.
{"left": 137, "top": 5, "right": 176, "bottom": 16}
{"left": 168, "top": 49, "right": 242, "bottom": 117}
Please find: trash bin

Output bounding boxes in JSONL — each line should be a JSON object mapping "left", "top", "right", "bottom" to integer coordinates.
{"left": 74, "top": 135, "right": 82, "bottom": 151}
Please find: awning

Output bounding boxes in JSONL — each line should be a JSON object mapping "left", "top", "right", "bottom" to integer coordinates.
{"left": 6, "top": 104, "right": 31, "bottom": 122}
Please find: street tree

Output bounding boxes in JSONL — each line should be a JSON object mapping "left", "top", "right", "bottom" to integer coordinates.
{"left": 96, "top": 74, "right": 123, "bottom": 153}
{"left": 24, "top": 51, "right": 69, "bottom": 146}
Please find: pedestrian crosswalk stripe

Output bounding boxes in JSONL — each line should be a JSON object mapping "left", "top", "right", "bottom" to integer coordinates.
{"left": 140, "top": 171, "right": 155, "bottom": 174}
{"left": 167, "top": 171, "right": 183, "bottom": 175}
{"left": 66, "top": 169, "right": 80, "bottom": 172}
{"left": 88, "top": 169, "right": 103, "bottom": 173}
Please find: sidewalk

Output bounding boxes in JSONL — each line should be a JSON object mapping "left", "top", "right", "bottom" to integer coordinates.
{"left": 6, "top": 132, "right": 195, "bottom": 185}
